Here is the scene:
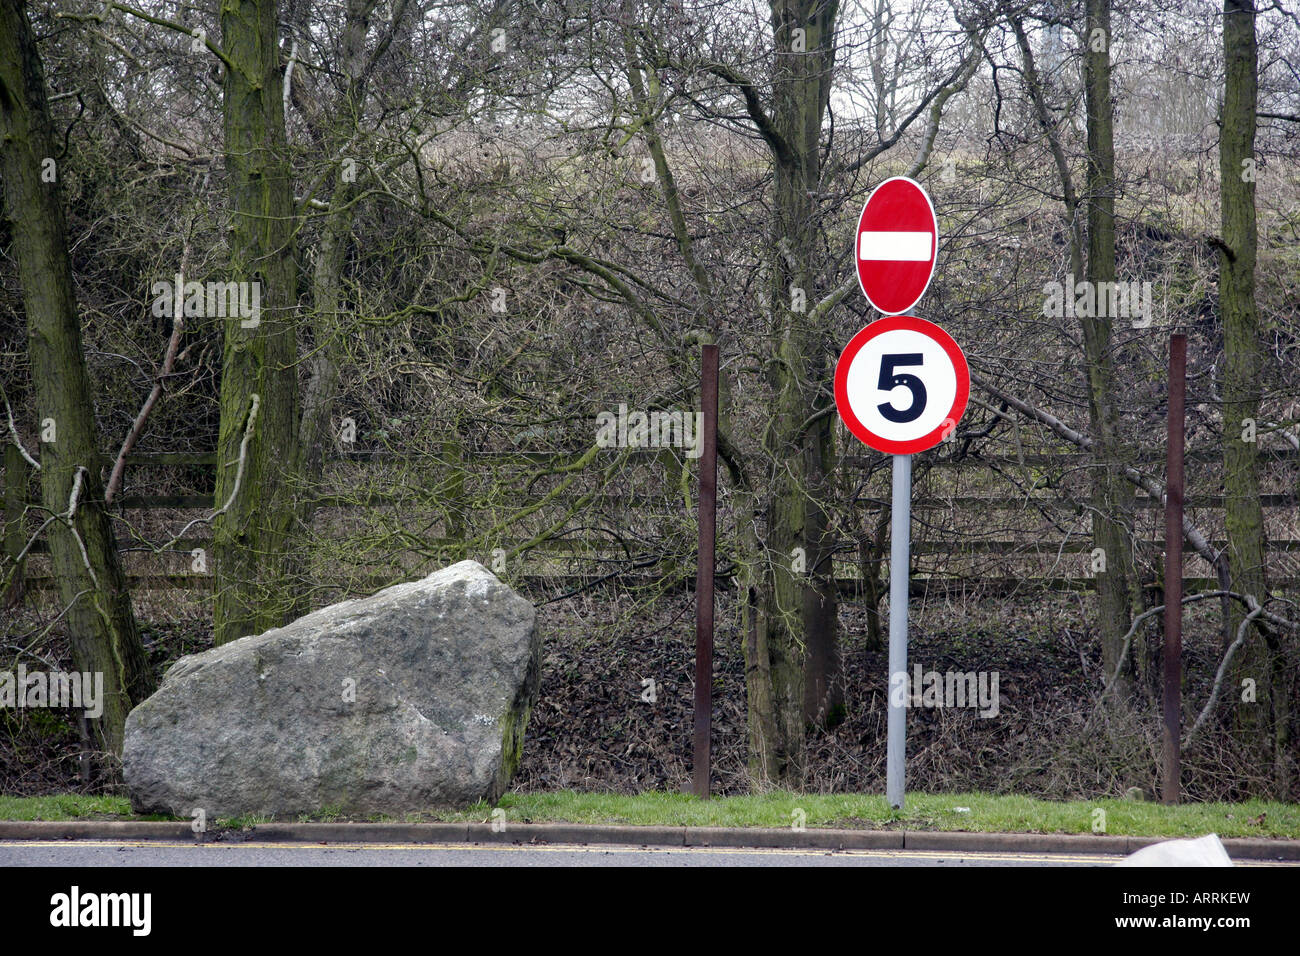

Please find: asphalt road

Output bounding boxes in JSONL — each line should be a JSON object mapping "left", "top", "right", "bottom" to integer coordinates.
{"left": 7, "top": 839, "right": 1297, "bottom": 867}
{"left": 0, "top": 839, "right": 1141, "bottom": 866}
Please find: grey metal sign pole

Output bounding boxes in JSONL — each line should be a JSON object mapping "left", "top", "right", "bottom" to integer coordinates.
{"left": 886, "top": 452, "right": 912, "bottom": 809}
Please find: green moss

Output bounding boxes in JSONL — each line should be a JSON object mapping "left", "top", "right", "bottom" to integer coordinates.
{"left": 497, "top": 699, "right": 532, "bottom": 786}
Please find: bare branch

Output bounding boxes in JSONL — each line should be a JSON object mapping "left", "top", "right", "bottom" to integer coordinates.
{"left": 1184, "top": 602, "right": 1267, "bottom": 747}
{"left": 700, "top": 61, "right": 795, "bottom": 167}
{"left": 59, "top": 2, "right": 238, "bottom": 75}
{"left": 971, "top": 371, "right": 1297, "bottom": 633}
{"left": 105, "top": 312, "right": 185, "bottom": 504}
{"left": 154, "top": 393, "right": 261, "bottom": 552}
{"left": 906, "top": 31, "right": 985, "bottom": 179}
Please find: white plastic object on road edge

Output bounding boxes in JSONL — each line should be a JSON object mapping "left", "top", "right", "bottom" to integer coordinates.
{"left": 1114, "top": 833, "right": 1233, "bottom": 867}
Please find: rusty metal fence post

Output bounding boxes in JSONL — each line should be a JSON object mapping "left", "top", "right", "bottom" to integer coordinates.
{"left": 1162, "top": 333, "right": 1186, "bottom": 804}
{"left": 693, "top": 344, "right": 719, "bottom": 798}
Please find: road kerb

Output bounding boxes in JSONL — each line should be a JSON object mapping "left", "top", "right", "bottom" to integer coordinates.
{"left": 0, "top": 820, "right": 1296, "bottom": 860}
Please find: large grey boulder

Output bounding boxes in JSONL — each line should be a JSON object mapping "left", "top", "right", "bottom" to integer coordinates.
{"left": 123, "top": 561, "right": 539, "bottom": 819}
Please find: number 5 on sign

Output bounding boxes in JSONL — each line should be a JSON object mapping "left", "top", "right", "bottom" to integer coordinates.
{"left": 834, "top": 315, "right": 969, "bottom": 455}
{"left": 876, "top": 353, "right": 927, "bottom": 423}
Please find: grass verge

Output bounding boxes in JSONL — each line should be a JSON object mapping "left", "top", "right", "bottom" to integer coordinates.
{"left": 2, "top": 790, "right": 1296, "bottom": 838}
{"left": 0, "top": 794, "right": 166, "bottom": 821}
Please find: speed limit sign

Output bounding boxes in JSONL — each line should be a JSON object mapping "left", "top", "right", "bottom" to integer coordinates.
{"left": 834, "top": 315, "right": 969, "bottom": 455}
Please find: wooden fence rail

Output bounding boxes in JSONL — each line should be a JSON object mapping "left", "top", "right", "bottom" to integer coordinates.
{"left": 4, "top": 446, "right": 1297, "bottom": 597}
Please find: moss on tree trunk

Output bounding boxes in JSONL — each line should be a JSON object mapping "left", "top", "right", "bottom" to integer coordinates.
{"left": 212, "top": 0, "right": 300, "bottom": 643}
{"left": 0, "top": 0, "right": 154, "bottom": 755}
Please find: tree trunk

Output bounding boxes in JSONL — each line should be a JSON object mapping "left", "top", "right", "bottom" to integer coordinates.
{"left": 740, "top": 0, "right": 841, "bottom": 785}
{"left": 288, "top": 0, "right": 395, "bottom": 615}
{"left": 213, "top": 0, "right": 301, "bottom": 643}
{"left": 1010, "top": 6, "right": 1140, "bottom": 703}
{"left": 0, "top": 0, "right": 154, "bottom": 755}
{"left": 1219, "top": 0, "right": 1276, "bottom": 791}
{"left": 296, "top": 0, "right": 374, "bottom": 495}
{"left": 1083, "top": 0, "right": 1143, "bottom": 700}
{"left": 801, "top": 411, "right": 843, "bottom": 728}
{"left": 626, "top": 3, "right": 844, "bottom": 781}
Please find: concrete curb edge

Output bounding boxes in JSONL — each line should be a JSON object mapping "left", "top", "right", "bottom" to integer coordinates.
{"left": 1, "top": 820, "right": 1297, "bottom": 860}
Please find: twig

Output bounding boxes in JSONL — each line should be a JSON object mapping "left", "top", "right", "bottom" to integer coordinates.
{"left": 105, "top": 312, "right": 184, "bottom": 504}
{"left": 2, "top": 385, "right": 40, "bottom": 470}
{"left": 63, "top": 467, "right": 99, "bottom": 590}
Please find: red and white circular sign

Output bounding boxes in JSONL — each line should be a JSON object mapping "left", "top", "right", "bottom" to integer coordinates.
{"left": 855, "top": 177, "right": 938, "bottom": 316}
{"left": 834, "top": 315, "right": 969, "bottom": 455}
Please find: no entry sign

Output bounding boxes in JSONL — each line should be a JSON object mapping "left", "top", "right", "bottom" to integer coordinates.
{"left": 841, "top": 177, "right": 957, "bottom": 811}
{"left": 855, "top": 177, "right": 938, "bottom": 316}
{"left": 834, "top": 315, "right": 969, "bottom": 455}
